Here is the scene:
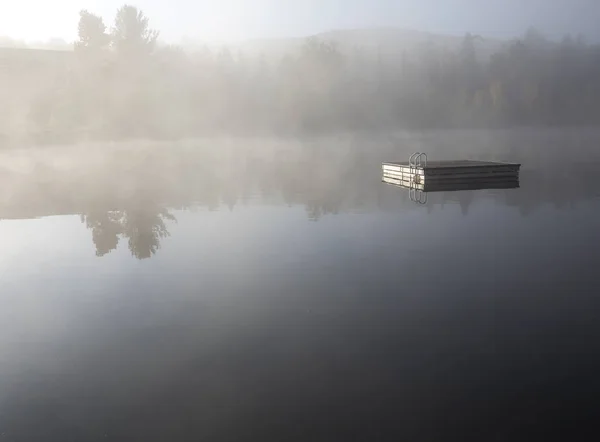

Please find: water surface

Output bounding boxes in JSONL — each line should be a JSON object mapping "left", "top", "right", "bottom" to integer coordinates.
{"left": 1, "top": 131, "right": 599, "bottom": 441}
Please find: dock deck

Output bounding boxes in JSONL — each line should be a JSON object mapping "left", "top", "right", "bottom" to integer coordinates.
{"left": 383, "top": 159, "right": 520, "bottom": 170}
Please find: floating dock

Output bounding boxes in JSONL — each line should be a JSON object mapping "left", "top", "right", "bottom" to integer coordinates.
{"left": 382, "top": 152, "right": 520, "bottom": 191}
{"left": 382, "top": 152, "right": 520, "bottom": 203}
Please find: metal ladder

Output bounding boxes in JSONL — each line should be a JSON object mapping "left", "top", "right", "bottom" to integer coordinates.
{"left": 408, "top": 152, "right": 428, "bottom": 173}
{"left": 408, "top": 152, "right": 427, "bottom": 204}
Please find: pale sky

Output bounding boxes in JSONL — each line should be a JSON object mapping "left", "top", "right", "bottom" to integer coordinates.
{"left": 1, "top": 0, "right": 598, "bottom": 43}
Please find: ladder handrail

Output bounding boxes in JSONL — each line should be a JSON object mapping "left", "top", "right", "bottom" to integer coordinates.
{"left": 408, "top": 152, "right": 428, "bottom": 205}
{"left": 409, "top": 152, "right": 428, "bottom": 168}
{"left": 408, "top": 152, "right": 420, "bottom": 168}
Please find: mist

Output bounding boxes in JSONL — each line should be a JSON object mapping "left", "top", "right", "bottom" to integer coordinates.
{"left": 1, "top": 4, "right": 600, "bottom": 442}
{"left": 2, "top": 4, "right": 600, "bottom": 146}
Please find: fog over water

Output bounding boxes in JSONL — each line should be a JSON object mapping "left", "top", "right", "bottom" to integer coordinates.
{"left": 1, "top": 2, "right": 600, "bottom": 441}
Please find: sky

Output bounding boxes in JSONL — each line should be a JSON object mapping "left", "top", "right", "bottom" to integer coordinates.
{"left": 1, "top": 0, "right": 599, "bottom": 44}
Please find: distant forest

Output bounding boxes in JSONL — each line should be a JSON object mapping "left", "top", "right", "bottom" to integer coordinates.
{"left": 2, "top": 4, "right": 600, "bottom": 144}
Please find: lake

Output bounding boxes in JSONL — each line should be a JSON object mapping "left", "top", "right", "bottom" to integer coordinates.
{"left": 1, "top": 130, "right": 599, "bottom": 441}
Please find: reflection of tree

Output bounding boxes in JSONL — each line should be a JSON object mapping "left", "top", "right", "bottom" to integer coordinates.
{"left": 81, "top": 207, "right": 176, "bottom": 259}
{"left": 305, "top": 197, "right": 342, "bottom": 221}
{"left": 81, "top": 210, "right": 123, "bottom": 257}
{"left": 457, "top": 191, "right": 474, "bottom": 216}
{"left": 122, "top": 208, "right": 175, "bottom": 259}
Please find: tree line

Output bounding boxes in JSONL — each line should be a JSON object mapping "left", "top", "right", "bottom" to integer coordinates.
{"left": 2, "top": 5, "right": 600, "bottom": 143}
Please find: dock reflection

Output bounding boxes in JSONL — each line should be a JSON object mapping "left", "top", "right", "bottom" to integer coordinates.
{"left": 382, "top": 175, "right": 521, "bottom": 204}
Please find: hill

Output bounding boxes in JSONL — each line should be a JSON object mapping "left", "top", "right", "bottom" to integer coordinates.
{"left": 232, "top": 27, "right": 508, "bottom": 61}
{"left": 2, "top": 27, "right": 508, "bottom": 62}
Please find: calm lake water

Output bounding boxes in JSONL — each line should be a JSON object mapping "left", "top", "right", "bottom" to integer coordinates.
{"left": 1, "top": 131, "right": 599, "bottom": 441}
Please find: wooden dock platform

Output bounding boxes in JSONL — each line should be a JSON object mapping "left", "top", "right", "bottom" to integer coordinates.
{"left": 382, "top": 153, "right": 520, "bottom": 190}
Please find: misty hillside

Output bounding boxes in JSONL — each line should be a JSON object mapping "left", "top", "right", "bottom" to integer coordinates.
{"left": 318, "top": 28, "right": 505, "bottom": 58}
{"left": 1, "top": 27, "right": 510, "bottom": 61}
{"left": 234, "top": 27, "right": 507, "bottom": 60}
{"left": 2, "top": 4, "right": 600, "bottom": 145}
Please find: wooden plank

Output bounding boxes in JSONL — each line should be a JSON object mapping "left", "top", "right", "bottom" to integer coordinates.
{"left": 382, "top": 166, "right": 424, "bottom": 175}
{"left": 384, "top": 169, "right": 519, "bottom": 177}
{"left": 383, "top": 171, "right": 519, "bottom": 182}
{"left": 382, "top": 177, "right": 425, "bottom": 190}
{"left": 422, "top": 172, "right": 520, "bottom": 182}
{"left": 382, "top": 171, "right": 422, "bottom": 179}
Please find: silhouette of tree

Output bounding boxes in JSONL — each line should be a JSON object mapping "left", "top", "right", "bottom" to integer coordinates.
{"left": 288, "top": 38, "right": 345, "bottom": 131}
{"left": 459, "top": 33, "right": 483, "bottom": 99}
{"left": 75, "top": 10, "right": 110, "bottom": 52}
{"left": 111, "top": 5, "right": 159, "bottom": 57}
